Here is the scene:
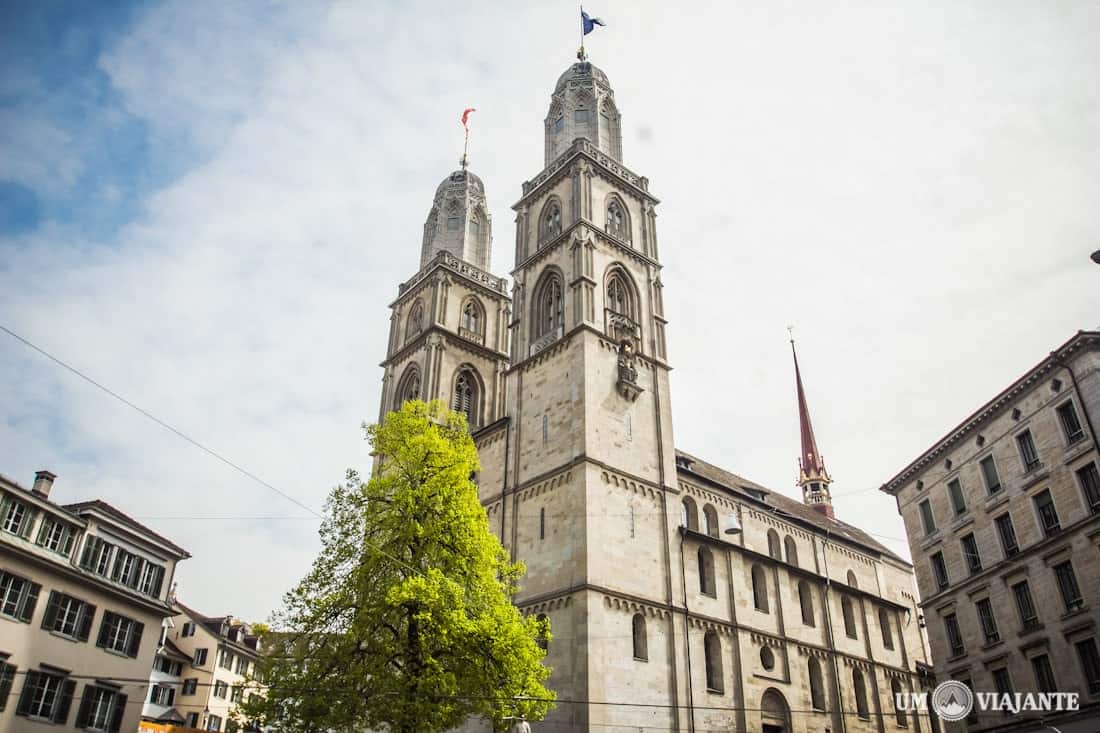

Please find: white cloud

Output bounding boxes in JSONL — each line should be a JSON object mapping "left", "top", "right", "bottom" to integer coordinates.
{"left": 2, "top": 0, "right": 1099, "bottom": 618}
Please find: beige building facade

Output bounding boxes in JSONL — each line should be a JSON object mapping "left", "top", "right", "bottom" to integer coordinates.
{"left": 881, "top": 331, "right": 1100, "bottom": 731}
{"left": 379, "top": 57, "right": 935, "bottom": 733}
{"left": 0, "top": 469, "right": 190, "bottom": 733}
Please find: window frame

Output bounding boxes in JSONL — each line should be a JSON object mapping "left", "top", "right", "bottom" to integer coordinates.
{"left": 995, "top": 513, "right": 1019, "bottom": 558}
{"left": 1016, "top": 429, "right": 1041, "bottom": 472}
{"left": 980, "top": 454, "right": 1002, "bottom": 494}
{"left": 1056, "top": 400, "right": 1086, "bottom": 445}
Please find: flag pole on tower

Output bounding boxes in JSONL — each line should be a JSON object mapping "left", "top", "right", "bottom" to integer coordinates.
{"left": 579, "top": 6, "right": 605, "bottom": 61}
{"left": 460, "top": 107, "right": 475, "bottom": 169}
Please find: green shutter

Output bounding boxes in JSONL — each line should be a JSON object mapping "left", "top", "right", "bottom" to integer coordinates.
{"left": 15, "top": 670, "right": 38, "bottom": 716}
{"left": 0, "top": 662, "right": 15, "bottom": 712}
{"left": 77, "top": 602, "right": 97, "bottom": 642}
{"left": 52, "top": 678, "right": 75, "bottom": 724}
{"left": 96, "top": 612, "right": 113, "bottom": 648}
{"left": 18, "top": 582, "right": 40, "bottom": 623}
{"left": 127, "top": 619, "right": 145, "bottom": 658}
{"left": 108, "top": 692, "right": 127, "bottom": 733}
{"left": 79, "top": 535, "right": 98, "bottom": 569}
{"left": 0, "top": 496, "right": 11, "bottom": 531}
{"left": 61, "top": 526, "right": 76, "bottom": 557}
{"left": 35, "top": 517, "right": 50, "bottom": 546}
{"left": 151, "top": 565, "right": 165, "bottom": 598}
{"left": 19, "top": 508, "right": 37, "bottom": 538}
{"left": 40, "top": 590, "right": 60, "bottom": 631}
{"left": 74, "top": 683, "right": 94, "bottom": 729}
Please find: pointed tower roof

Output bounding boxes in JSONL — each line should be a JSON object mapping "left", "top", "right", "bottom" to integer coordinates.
{"left": 418, "top": 166, "right": 492, "bottom": 272}
{"left": 790, "top": 337, "right": 834, "bottom": 517}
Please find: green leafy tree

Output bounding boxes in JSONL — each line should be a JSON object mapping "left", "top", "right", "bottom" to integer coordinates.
{"left": 241, "top": 400, "right": 554, "bottom": 733}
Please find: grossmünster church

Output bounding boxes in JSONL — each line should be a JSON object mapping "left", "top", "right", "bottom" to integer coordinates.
{"left": 377, "top": 55, "right": 936, "bottom": 733}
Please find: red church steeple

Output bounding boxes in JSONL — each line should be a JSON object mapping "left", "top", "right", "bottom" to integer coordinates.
{"left": 791, "top": 335, "right": 834, "bottom": 518}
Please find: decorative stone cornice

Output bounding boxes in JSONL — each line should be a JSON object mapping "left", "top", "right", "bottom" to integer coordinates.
{"left": 516, "top": 138, "right": 656, "bottom": 206}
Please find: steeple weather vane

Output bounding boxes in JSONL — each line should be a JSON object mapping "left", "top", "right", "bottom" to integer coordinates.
{"left": 460, "top": 107, "right": 476, "bottom": 170}
{"left": 578, "top": 6, "right": 606, "bottom": 61}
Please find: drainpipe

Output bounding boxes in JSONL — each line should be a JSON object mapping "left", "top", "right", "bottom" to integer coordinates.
{"left": 820, "top": 529, "right": 849, "bottom": 733}
{"left": 1054, "top": 352, "right": 1098, "bottom": 451}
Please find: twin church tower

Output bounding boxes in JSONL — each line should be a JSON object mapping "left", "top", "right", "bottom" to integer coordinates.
{"left": 376, "top": 59, "right": 928, "bottom": 733}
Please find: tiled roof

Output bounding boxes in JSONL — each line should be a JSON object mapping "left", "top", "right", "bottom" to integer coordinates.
{"left": 675, "top": 449, "right": 906, "bottom": 564}
{"left": 63, "top": 499, "right": 190, "bottom": 558}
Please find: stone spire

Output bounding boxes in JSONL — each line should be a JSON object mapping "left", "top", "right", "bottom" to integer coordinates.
{"left": 544, "top": 60, "right": 622, "bottom": 165}
{"left": 419, "top": 167, "right": 492, "bottom": 271}
{"left": 791, "top": 337, "right": 834, "bottom": 518}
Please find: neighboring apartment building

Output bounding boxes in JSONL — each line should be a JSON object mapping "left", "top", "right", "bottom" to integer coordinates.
{"left": 0, "top": 469, "right": 190, "bottom": 733}
{"left": 881, "top": 330, "right": 1100, "bottom": 731}
{"left": 141, "top": 625, "right": 193, "bottom": 725}
{"left": 166, "top": 602, "right": 264, "bottom": 732}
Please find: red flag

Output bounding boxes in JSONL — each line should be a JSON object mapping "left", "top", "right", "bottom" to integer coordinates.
{"left": 461, "top": 107, "right": 476, "bottom": 129}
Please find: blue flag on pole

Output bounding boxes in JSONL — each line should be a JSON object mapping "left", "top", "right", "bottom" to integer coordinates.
{"left": 582, "top": 10, "right": 606, "bottom": 35}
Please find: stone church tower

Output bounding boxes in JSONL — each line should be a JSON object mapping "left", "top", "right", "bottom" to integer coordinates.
{"left": 380, "top": 58, "right": 933, "bottom": 733}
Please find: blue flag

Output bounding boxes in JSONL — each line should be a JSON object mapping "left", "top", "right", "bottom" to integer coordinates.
{"left": 582, "top": 10, "right": 606, "bottom": 35}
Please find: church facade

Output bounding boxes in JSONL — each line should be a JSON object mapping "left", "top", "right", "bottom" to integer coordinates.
{"left": 378, "top": 59, "right": 935, "bottom": 733}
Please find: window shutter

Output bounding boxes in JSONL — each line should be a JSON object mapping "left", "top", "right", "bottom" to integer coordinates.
{"left": 151, "top": 566, "right": 165, "bottom": 598}
{"left": 77, "top": 602, "right": 97, "bottom": 642}
{"left": 129, "top": 557, "right": 145, "bottom": 589}
{"left": 79, "top": 535, "right": 98, "bottom": 570}
{"left": 52, "top": 678, "right": 76, "bottom": 724}
{"left": 149, "top": 685, "right": 158, "bottom": 703}
{"left": 0, "top": 662, "right": 15, "bottom": 712}
{"left": 127, "top": 620, "right": 145, "bottom": 657}
{"left": 75, "top": 684, "right": 95, "bottom": 729}
{"left": 108, "top": 693, "right": 128, "bottom": 733}
{"left": 62, "top": 527, "right": 76, "bottom": 557}
{"left": 18, "top": 582, "right": 40, "bottom": 622}
{"left": 167, "top": 687, "right": 175, "bottom": 706}
{"left": 97, "top": 612, "right": 113, "bottom": 647}
{"left": 15, "top": 670, "right": 39, "bottom": 716}
{"left": 19, "top": 508, "right": 37, "bottom": 538}
{"left": 0, "top": 497, "right": 10, "bottom": 529}
{"left": 35, "top": 518, "right": 50, "bottom": 545}
{"left": 41, "top": 590, "right": 61, "bottom": 630}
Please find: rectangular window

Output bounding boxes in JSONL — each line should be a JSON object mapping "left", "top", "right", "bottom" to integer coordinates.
{"left": 992, "top": 667, "right": 1012, "bottom": 696}
{"left": 182, "top": 678, "right": 198, "bottom": 696}
{"left": 219, "top": 649, "right": 234, "bottom": 670}
{"left": 446, "top": 216, "right": 460, "bottom": 231}
{"left": 930, "top": 552, "right": 949, "bottom": 591}
{"left": 919, "top": 499, "right": 936, "bottom": 536}
{"left": 980, "top": 455, "right": 1002, "bottom": 494}
{"left": 960, "top": 678, "right": 979, "bottom": 724}
{"left": 1054, "top": 561, "right": 1084, "bottom": 613}
{"left": 995, "top": 513, "right": 1019, "bottom": 557}
{"left": 1057, "top": 402, "right": 1085, "bottom": 444}
{"left": 207, "top": 713, "right": 223, "bottom": 732}
{"left": 96, "top": 611, "right": 144, "bottom": 657}
{"left": 149, "top": 684, "right": 175, "bottom": 707}
{"left": 15, "top": 669, "right": 75, "bottom": 723}
{"left": 574, "top": 109, "right": 589, "bottom": 124}
{"left": 35, "top": 517, "right": 76, "bottom": 557}
{"left": 1075, "top": 639, "right": 1100, "bottom": 695}
{"left": 42, "top": 591, "right": 96, "bottom": 641}
{"left": 193, "top": 648, "right": 208, "bottom": 666}
{"left": 947, "top": 479, "right": 967, "bottom": 516}
{"left": 1077, "top": 462, "right": 1100, "bottom": 515}
{"left": 1034, "top": 489, "right": 1060, "bottom": 536}
{"left": 213, "top": 680, "right": 228, "bottom": 699}
{"left": 0, "top": 661, "right": 15, "bottom": 713}
{"left": 944, "top": 613, "right": 964, "bottom": 657}
{"left": 187, "top": 713, "right": 200, "bottom": 728}
{"left": 1017, "top": 430, "right": 1041, "bottom": 472}
{"left": 0, "top": 570, "right": 40, "bottom": 622}
{"left": 235, "top": 656, "right": 250, "bottom": 675}
{"left": 79, "top": 535, "right": 117, "bottom": 576}
{"left": 961, "top": 533, "right": 982, "bottom": 575}
{"left": 138, "top": 562, "right": 165, "bottom": 597}
{"left": 230, "top": 685, "right": 243, "bottom": 703}
{"left": 1031, "top": 654, "right": 1058, "bottom": 694}
{"left": 976, "top": 598, "right": 1000, "bottom": 644}
{"left": 1, "top": 500, "right": 30, "bottom": 536}
{"left": 181, "top": 621, "right": 195, "bottom": 637}
{"left": 1012, "top": 580, "right": 1040, "bottom": 630}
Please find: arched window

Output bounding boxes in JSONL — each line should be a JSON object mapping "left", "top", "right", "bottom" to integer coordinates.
{"left": 879, "top": 608, "right": 894, "bottom": 650}
{"left": 698, "top": 547, "right": 715, "bottom": 597}
{"left": 703, "top": 631, "right": 723, "bottom": 693}
{"left": 767, "top": 529, "right": 781, "bottom": 560}
{"left": 535, "top": 613, "right": 549, "bottom": 652}
{"left": 405, "top": 300, "right": 424, "bottom": 343}
{"left": 533, "top": 272, "right": 564, "bottom": 338}
{"left": 539, "top": 507, "right": 546, "bottom": 540}
{"left": 799, "top": 581, "right": 814, "bottom": 626}
{"left": 394, "top": 365, "right": 421, "bottom": 409}
{"left": 461, "top": 299, "right": 483, "bottom": 337}
{"left": 681, "top": 497, "right": 698, "bottom": 531}
{"left": 539, "top": 199, "right": 562, "bottom": 244}
{"left": 452, "top": 368, "right": 481, "bottom": 427}
{"left": 632, "top": 613, "right": 647, "bottom": 661}
{"left": 606, "top": 271, "right": 634, "bottom": 319}
{"left": 751, "top": 564, "right": 768, "bottom": 612}
{"left": 808, "top": 657, "right": 826, "bottom": 711}
{"left": 853, "top": 669, "right": 870, "bottom": 719}
{"left": 891, "top": 679, "right": 907, "bottom": 726}
{"left": 703, "top": 505, "right": 719, "bottom": 538}
{"left": 761, "top": 689, "right": 791, "bottom": 732}
{"left": 784, "top": 536, "right": 798, "bottom": 567}
{"left": 606, "top": 198, "right": 629, "bottom": 241}
{"left": 842, "top": 596, "right": 858, "bottom": 639}
{"left": 846, "top": 569, "right": 858, "bottom": 588}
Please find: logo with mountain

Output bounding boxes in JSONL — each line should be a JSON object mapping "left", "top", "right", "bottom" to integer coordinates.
{"left": 932, "top": 680, "right": 974, "bottom": 722}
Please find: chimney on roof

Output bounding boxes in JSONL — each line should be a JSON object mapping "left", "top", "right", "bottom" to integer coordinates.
{"left": 32, "top": 470, "right": 57, "bottom": 499}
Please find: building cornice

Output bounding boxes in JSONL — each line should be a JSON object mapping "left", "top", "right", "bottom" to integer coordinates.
{"left": 513, "top": 138, "right": 659, "bottom": 209}
{"left": 880, "top": 330, "right": 1100, "bottom": 496}
{"left": 392, "top": 250, "right": 509, "bottom": 307}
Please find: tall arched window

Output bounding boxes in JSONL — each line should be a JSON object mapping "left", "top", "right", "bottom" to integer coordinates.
{"left": 751, "top": 564, "right": 768, "bottom": 612}
{"left": 703, "top": 631, "right": 723, "bottom": 693}
{"left": 533, "top": 272, "right": 564, "bottom": 338}
{"left": 853, "top": 669, "right": 870, "bottom": 719}
{"left": 632, "top": 613, "right": 647, "bottom": 661}
{"left": 606, "top": 198, "right": 629, "bottom": 241}
{"left": 879, "top": 608, "right": 894, "bottom": 650}
{"left": 698, "top": 548, "right": 715, "bottom": 597}
{"left": 461, "top": 299, "right": 483, "bottom": 337}
{"left": 452, "top": 368, "right": 481, "bottom": 427}
{"left": 767, "top": 529, "right": 781, "bottom": 560}
{"left": 539, "top": 199, "right": 562, "bottom": 244}
{"left": 799, "top": 581, "right": 814, "bottom": 626}
{"left": 606, "top": 271, "right": 634, "bottom": 319}
{"left": 703, "top": 505, "right": 719, "bottom": 538}
{"left": 405, "top": 300, "right": 424, "bottom": 343}
{"left": 842, "top": 596, "right": 858, "bottom": 639}
{"left": 846, "top": 569, "right": 858, "bottom": 588}
{"left": 784, "top": 536, "right": 798, "bottom": 567}
{"left": 394, "top": 365, "right": 421, "bottom": 409}
{"left": 891, "top": 679, "right": 907, "bottom": 726}
{"left": 681, "top": 497, "right": 698, "bottom": 531}
{"left": 539, "top": 507, "right": 546, "bottom": 540}
{"left": 535, "top": 613, "right": 549, "bottom": 651}
{"left": 808, "top": 657, "right": 826, "bottom": 711}
{"left": 761, "top": 690, "right": 791, "bottom": 732}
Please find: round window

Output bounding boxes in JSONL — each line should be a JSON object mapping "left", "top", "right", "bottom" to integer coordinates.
{"left": 760, "top": 645, "right": 775, "bottom": 670}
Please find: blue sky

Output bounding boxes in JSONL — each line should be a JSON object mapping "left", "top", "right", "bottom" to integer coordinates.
{"left": 2, "top": 0, "right": 1099, "bottom": 621}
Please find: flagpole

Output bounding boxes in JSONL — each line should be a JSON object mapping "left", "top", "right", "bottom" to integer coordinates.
{"left": 579, "top": 4, "right": 586, "bottom": 61}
